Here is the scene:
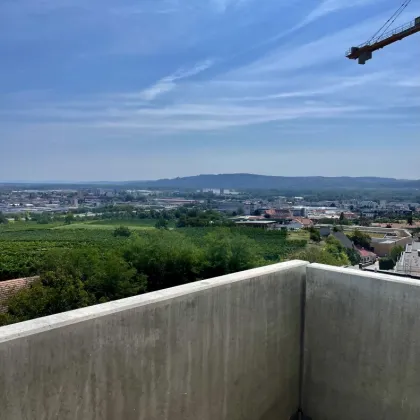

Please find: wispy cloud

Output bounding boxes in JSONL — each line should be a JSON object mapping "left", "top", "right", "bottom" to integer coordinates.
{"left": 300, "top": 0, "right": 380, "bottom": 26}
{"left": 138, "top": 59, "right": 214, "bottom": 101}
{"left": 209, "top": 0, "right": 251, "bottom": 13}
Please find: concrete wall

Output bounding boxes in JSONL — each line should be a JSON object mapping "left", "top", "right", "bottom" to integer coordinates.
{"left": 371, "top": 235, "right": 412, "bottom": 257}
{"left": 0, "top": 261, "right": 307, "bottom": 420}
{"left": 304, "top": 264, "right": 420, "bottom": 420}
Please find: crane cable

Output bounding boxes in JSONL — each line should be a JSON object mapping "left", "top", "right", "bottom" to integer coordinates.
{"left": 367, "top": 0, "right": 412, "bottom": 44}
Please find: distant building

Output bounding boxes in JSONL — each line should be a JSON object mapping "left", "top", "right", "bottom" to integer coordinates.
{"left": 343, "top": 211, "right": 357, "bottom": 220}
{"left": 265, "top": 208, "right": 293, "bottom": 219}
{"left": 292, "top": 207, "right": 307, "bottom": 217}
{"left": 286, "top": 220, "right": 304, "bottom": 230}
{"left": 359, "top": 201, "right": 379, "bottom": 209}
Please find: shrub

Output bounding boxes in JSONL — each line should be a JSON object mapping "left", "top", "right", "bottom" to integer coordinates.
{"left": 113, "top": 226, "right": 131, "bottom": 237}
{"left": 379, "top": 257, "right": 395, "bottom": 270}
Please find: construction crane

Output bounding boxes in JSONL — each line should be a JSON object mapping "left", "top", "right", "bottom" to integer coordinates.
{"left": 346, "top": 0, "right": 420, "bottom": 64}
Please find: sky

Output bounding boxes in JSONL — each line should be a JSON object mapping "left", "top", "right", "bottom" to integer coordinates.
{"left": 0, "top": 0, "right": 419, "bottom": 181}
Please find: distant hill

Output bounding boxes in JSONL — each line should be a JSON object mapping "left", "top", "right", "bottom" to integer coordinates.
{"left": 137, "top": 174, "right": 420, "bottom": 191}
{"left": 3, "top": 174, "right": 420, "bottom": 191}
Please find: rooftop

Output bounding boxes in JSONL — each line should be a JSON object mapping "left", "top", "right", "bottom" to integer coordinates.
{"left": 1, "top": 262, "right": 420, "bottom": 420}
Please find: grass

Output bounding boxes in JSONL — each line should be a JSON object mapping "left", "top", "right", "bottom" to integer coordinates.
{"left": 0, "top": 221, "right": 64, "bottom": 232}
{"left": 287, "top": 230, "right": 310, "bottom": 241}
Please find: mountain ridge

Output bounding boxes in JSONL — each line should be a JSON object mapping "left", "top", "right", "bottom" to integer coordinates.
{"left": 133, "top": 174, "right": 420, "bottom": 190}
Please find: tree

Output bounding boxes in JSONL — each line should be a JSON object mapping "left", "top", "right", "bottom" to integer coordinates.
{"left": 176, "top": 214, "right": 187, "bottom": 228}
{"left": 84, "top": 251, "right": 146, "bottom": 303}
{"left": 64, "top": 212, "right": 74, "bottom": 225}
{"left": 123, "top": 231, "right": 202, "bottom": 291}
{"left": 408, "top": 215, "right": 413, "bottom": 226}
{"left": 237, "top": 207, "right": 245, "bottom": 216}
{"left": 339, "top": 212, "right": 345, "bottom": 223}
{"left": 113, "top": 226, "right": 131, "bottom": 237}
{"left": 36, "top": 212, "right": 51, "bottom": 225}
{"left": 155, "top": 218, "right": 169, "bottom": 230}
{"left": 349, "top": 229, "right": 371, "bottom": 249}
{"left": 202, "top": 229, "right": 261, "bottom": 278}
{"left": 0, "top": 212, "right": 8, "bottom": 224}
{"left": 309, "top": 227, "right": 321, "bottom": 243}
{"left": 358, "top": 217, "right": 371, "bottom": 227}
{"left": 390, "top": 245, "right": 404, "bottom": 263}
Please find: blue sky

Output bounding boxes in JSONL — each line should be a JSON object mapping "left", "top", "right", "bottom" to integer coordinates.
{"left": 0, "top": 0, "right": 419, "bottom": 181}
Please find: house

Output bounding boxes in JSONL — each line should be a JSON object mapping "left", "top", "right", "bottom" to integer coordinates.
{"left": 358, "top": 249, "right": 377, "bottom": 265}
{"left": 319, "top": 226, "right": 332, "bottom": 237}
{"left": 343, "top": 212, "right": 357, "bottom": 220}
{"left": 294, "top": 217, "right": 313, "bottom": 228}
{"left": 285, "top": 220, "right": 304, "bottom": 230}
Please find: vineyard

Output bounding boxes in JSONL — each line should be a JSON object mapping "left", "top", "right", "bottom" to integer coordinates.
{"left": 0, "top": 221, "right": 309, "bottom": 281}
{"left": 0, "top": 223, "right": 125, "bottom": 280}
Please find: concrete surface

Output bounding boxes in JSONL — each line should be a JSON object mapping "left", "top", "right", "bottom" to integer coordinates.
{"left": 0, "top": 261, "right": 308, "bottom": 420}
{"left": 304, "top": 264, "right": 420, "bottom": 420}
{"left": 395, "top": 241, "right": 420, "bottom": 277}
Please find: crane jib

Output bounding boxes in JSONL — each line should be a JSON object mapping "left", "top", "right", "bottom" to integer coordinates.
{"left": 346, "top": 16, "right": 420, "bottom": 64}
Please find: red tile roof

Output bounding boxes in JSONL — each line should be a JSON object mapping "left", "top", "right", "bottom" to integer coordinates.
{"left": 265, "top": 209, "right": 293, "bottom": 218}
{"left": 0, "top": 277, "right": 39, "bottom": 313}
{"left": 358, "top": 249, "right": 377, "bottom": 257}
{"left": 294, "top": 217, "right": 313, "bottom": 226}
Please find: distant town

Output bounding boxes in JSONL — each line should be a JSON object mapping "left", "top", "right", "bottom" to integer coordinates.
{"left": 1, "top": 184, "right": 419, "bottom": 226}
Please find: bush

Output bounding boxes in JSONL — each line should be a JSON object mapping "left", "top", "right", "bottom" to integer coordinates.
{"left": 346, "top": 248, "right": 361, "bottom": 265}
{"left": 155, "top": 218, "right": 168, "bottom": 229}
{"left": 113, "top": 226, "right": 131, "bottom": 237}
{"left": 379, "top": 257, "right": 395, "bottom": 270}
{"left": 310, "top": 230, "right": 321, "bottom": 243}
{"left": 296, "top": 246, "right": 349, "bottom": 267}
